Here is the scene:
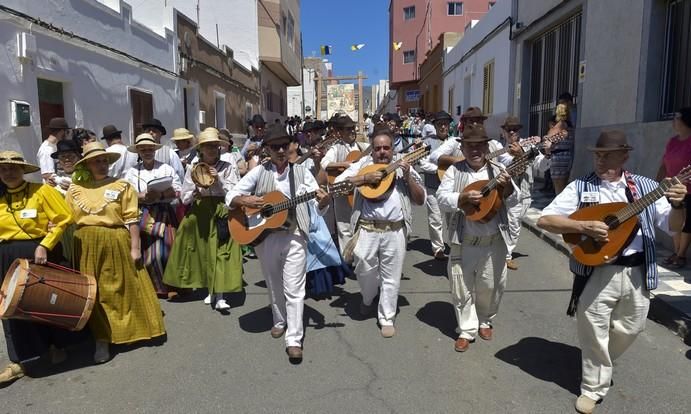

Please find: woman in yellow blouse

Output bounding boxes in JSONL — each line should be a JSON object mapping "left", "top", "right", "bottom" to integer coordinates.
{"left": 0, "top": 151, "right": 73, "bottom": 385}
{"left": 66, "top": 142, "right": 165, "bottom": 364}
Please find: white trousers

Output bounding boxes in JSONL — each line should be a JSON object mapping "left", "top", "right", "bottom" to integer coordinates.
{"left": 577, "top": 265, "right": 650, "bottom": 400}
{"left": 255, "top": 230, "right": 307, "bottom": 347}
{"left": 448, "top": 238, "right": 508, "bottom": 339}
{"left": 506, "top": 197, "right": 531, "bottom": 259}
{"left": 425, "top": 190, "right": 444, "bottom": 254}
{"left": 354, "top": 227, "right": 406, "bottom": 326}
{"left": 334, "top": 197, "right": 353, "bottom": 255}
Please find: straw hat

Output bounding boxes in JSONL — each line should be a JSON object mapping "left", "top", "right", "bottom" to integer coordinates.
{"left": 194, "top": 129, "right": 223, "bottom": 147}
{"left": 171, "top": 128, "right": 194, "bottom": 141}
{"left": 0, "top": 151, "right": 40, "bottom": 173}
{"left": 75, "top": 142, "right": 121, "bottom": 167}
{"left": 127, "top": 133, "right": 163, "bottom": 153}
{"left": 501, "top": 116, "right": 523, "bottom": 131}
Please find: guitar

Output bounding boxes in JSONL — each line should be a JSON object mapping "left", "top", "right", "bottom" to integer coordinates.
{"left": 325, "top": 143, "right": 373, "bottom": 184}
{"left": 228, "top": 181, "right": 354, "bottom": 245}
{"left": 296, "top": 134, "right": 339, "bottom": 165}
{"left": 354, "top": 145, "right": 431, "bottom": 201}
{"left": 563, "top": 166, "right": 691, "bottom": 266}
{"left": 463, "top": 148, "right": 540, "bottom": 223}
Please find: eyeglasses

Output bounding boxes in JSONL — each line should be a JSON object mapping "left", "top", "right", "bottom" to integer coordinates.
{"left": 506, "top": 129, "right": 520, "bottom": 133}
{"left": 268, "top": 143, "right": 290, "bottom": 151}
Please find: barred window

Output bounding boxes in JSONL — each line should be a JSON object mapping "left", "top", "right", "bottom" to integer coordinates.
{"left": 661, "top": 0, "right": 691, "bottom": 116}
{"left": 403, "top": 50, "right": 415, "bottom": 64}
{"left": 404, "top": 6, "right": 415, "bottom": 20}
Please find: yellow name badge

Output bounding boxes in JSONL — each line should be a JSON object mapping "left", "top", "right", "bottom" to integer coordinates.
{"left": 19, "top": 209, "right": 37, "bottom": 219}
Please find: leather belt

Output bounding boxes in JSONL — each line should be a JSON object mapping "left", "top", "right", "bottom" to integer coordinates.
{"left": 612, "top": 252, "right": 645, "bottom": 267}
{"left": 359, "top": 219, "right": 404, "bottom": 233}
{"left": 462, "top": 233, "right": 501, "bottom": 247}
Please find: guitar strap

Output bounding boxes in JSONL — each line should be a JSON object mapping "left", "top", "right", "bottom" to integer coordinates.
{"left": 287, "top": 163, "right": 297, "bottom": 228}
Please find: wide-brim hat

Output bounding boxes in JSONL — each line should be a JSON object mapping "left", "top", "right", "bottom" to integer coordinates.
{"left": 128, "top": 133, "right": 163, "bottom": 152}
{"left": 194, "top": 129, "right": 223, "bottom": 147}
{"left": 75, "top": 142, "right": 121, "bottom": 167}
{"left": 587, "top": 130, "right": 634, "bottom": 152}
{"left": 461, "top": 107, "right": 488, "bottom": 121}
{"left": 329, "top": 113, "right": 356, "bottom": 128}
{"left": 0, "top": 151, "right": 40, "bottom": 173}
{"left": 101, "top": 124, "right": 122, "bottom": 140}
{"left": 433, "top": 111, "right": 453, "bottom": 123}
{"left": 458, "top": 124, "right": 490, "bottom": 143}
{"left": 501, "top": 116, "right": 523, "bottom": 130}
{"left": 263, "top": 125, "right": 292, "bottom": 145}
{"left": 251, "top": 114, "right": 266, "bottom": 126}
{"left": 172, "top": 128, "right": 194, "bottom": 141}
{"left": 141, "top": 118, "right": 167, "bottom": 135}
{"left": 51, "top": 140, "right": 82, "bottom": 159}
{"left": 218, "top": 128, "right": 232, "bottom": 144}
{"left": 48, "top": 117, "right": 70, "bottom": 130}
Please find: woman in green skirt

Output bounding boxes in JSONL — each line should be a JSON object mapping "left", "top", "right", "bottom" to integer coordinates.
{"left": 163, "top": 129, "right": 243, "bottom": 311}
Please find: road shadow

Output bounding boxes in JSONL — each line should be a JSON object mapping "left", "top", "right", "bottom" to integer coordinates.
{"left": 415, "top": 301, "right": 456, "bottom": 339}
{"left": 329, "top": 290, "right": 410, "bottom": 321}
{"left": 407, "top": 238, "right": 434, "bottom": 256}
{"left": 304, "top": 304, "right": 345, "bottom": 331}
{"left": 495, "top": 337, "right": 581, "bottom": 396}
{"left": 167, "top": 288, "right": 208, "bottom": 303}
{"left": 413, "top": 258, "right": 447, "bottom": 277}
{"left": 238, "top": 306, "right": 273, "bottom": 334}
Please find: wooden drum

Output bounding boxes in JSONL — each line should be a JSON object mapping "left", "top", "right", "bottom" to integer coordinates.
{"left": 0, "top": 259, "right": 97, "bottom": 331}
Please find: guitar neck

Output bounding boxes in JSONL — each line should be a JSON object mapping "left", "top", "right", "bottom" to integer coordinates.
{"left": 485, "top": 147, "right": 508, "bottom": 160}
{"left": 271, "top": 191, "right": 317, "bottom": 213}
{"left": 616, "top": 180, "right": 672, "bottom": 224}
{"left": 383, "top": 147, "right": 429, "bottom": 175}
{"left": 479, "top": 149, "right": 537, "bottom": 196}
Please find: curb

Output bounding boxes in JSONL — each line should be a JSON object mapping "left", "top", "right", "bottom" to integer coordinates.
{"left": 521, "top": 207, "right": 691, "bottom": 342}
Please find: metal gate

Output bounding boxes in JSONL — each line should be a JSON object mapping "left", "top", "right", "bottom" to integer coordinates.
{"left": 528, "top": 13, "right": 582, "bottom": 136}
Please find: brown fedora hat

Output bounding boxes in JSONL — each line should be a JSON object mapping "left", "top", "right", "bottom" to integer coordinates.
{"left": 501, "top": 116, "right": 523, "bottom": 130}
{"left": 458, "top": 124, "right": 490, "bottom": 143}
{"left": 461, "top": 107, "right": 487, "bottom": 121}
{"left": 587, "top": 130, "right": 634, "bottom": 152}
{"left": 48, "top": 117, "right": 70, "bottom": 130}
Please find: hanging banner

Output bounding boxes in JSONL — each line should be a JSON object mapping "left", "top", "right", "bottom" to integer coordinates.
{"left": 327, "top": 84, "right": 358, "bottom": 121}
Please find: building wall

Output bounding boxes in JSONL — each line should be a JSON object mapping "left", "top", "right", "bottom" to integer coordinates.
{"left": 176, "top": 13, "right": 260, "bottom": 135}
{"left": 0, "top": 0, "right": 179, "bottom": 167}
{"left": 261, "top": 64, "right": 286, "bottom": 122}
{"left": 286, "top": 68, "right": 317, "bottom": 118}
{"left": 443, "top": 0, "right": 512, "bottom": 137}
{"left": 419, "top": 32, "right": 461, "bottom": 115}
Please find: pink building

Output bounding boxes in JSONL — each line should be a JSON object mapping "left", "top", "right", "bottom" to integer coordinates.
{"left": 389, "top": 0, "right": 494, "bottom": 114}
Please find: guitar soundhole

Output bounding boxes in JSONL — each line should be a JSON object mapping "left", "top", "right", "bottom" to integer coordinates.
{"left": 604, "top": 215, "right": 619, "bottom": 229}
{"left": 261, "top": 206, "right": 274, "bottom": 218}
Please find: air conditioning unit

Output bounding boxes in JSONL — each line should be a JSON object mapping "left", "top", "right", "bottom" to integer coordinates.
{"left": 17, "top": 32, "right": 36, "bottom": 63}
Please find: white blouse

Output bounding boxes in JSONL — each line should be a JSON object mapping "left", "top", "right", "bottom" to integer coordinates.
{"left": 124, "top": 161, "right": 182, "bottom": 196}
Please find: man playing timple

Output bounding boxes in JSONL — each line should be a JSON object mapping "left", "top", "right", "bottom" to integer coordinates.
{"left": 336, "top": 127, "right": 425, "bottom": 337}
{"left": 537, "top": 130, "right": 687, "bottom": 414}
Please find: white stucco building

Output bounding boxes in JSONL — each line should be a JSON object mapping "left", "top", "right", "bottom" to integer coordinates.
{"left": 442, "top": 0, "right": 512, "bottom": 138}
{"left": 0, "top": 0, "right": 181, "bottom": 166}
{"left": 287, "top": 67, "right": 317, "bottom": 118}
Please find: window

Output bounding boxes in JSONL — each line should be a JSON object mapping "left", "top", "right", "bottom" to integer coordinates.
{"left": 37, "top": 78, "right": 65, "bottom": 139}
{"left": 283, "top": 13, "right": 295, "bottom": 50}
{"left": 482, "top": 60, "right": 494, "bottom": 115}
{"left": 403, "top": 50, "right": 415, "bottom": 64}
{"left": 130, "top": 89, "right": 153, "bottom": 136}
{"left": 447, "top": 87, "right": 454, "bottom": 114}
{"left": 403, "top": 6, "right": 415, "bottom": 20}
{"left": 662, "top": 0, "right": 691, "bottom": 116}
{"left": 448, "top": 2, "right": 463, "bottom": 16}
{"left": 215, "top": 93, "right": 226, "bottom": 129}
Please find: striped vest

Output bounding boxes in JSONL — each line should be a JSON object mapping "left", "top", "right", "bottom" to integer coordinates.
{"left": 255, "top": 162, "right": 311, "bottom": 237}
{"left": 569, "top": 172, "right": 660, "bottom": 290}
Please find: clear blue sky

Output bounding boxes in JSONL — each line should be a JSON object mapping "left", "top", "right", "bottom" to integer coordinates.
{"left": 301, "top": 0, "right": 389, "bottom": 86}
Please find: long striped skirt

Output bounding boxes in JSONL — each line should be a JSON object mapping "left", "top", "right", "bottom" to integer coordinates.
{"left": 74, "top": 226, "right": 166, "bottom": 344}
{"left": 139, "top": 203, "right": 178, "bottom": 296}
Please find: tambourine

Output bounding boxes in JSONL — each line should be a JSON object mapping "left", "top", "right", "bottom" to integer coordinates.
{"left": 191, "top": 162, "right": 216, "bottom": 188}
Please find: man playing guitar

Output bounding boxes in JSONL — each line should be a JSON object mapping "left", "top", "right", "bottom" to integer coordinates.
{"left": 335, "top": 127, "right": 425, "bottom": 338}
{"left": 227, "top": 125, "right": 331, "bottom": 362}
{"left": 436, "top": 124, "right": 517, "bottom": 353}
{"left": 537, "top": 130, "right": 687, "bottom": 414}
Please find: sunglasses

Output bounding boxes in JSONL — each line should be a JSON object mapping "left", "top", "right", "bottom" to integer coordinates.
{"left": 268, "top": 143, "right": 290, "bottom": 151}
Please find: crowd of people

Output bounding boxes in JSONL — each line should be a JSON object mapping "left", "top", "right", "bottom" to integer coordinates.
{"left": 1, "top": 102, "right": 690, "bottom": 414}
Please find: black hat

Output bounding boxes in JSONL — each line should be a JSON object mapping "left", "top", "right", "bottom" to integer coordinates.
{"left": 262, "top": 125, "right": 292, "bottom": 144}
{"left": 141, "top": 118, "right": 167, "bottom": 135}
{"left": 312, "top": 120, "right": 326, "bottom": 130}
{"left": 101, "top": 124, "right": 122, "bottom": 140}
{"left": 383, "top": 113, "right": 402, "bottom": 124}
{"left": 302, "top": 121, "right": 315, "bottom": 132}
{"left": 48, "top": 117, "right": 70, "bottom": 130}
{"left": 433, "top": 111, "right": 453, "bottom": 123}
{"left": 51, "top": 139, "right": 82, "bottom": 159}
{"left": 251, "top": 114, "right": 266, "bottom": 126}
{"left": 329, "top": 113, "right": 356, "bottom": 128}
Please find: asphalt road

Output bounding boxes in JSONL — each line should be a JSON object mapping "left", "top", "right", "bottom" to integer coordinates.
{"left": 1, "top": 206, "right": 690, "bottom": 413}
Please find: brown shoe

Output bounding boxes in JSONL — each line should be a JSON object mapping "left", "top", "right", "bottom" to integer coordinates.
{"left": 454, "top": 337, "right": 470, "bottom": 352}
{"left": 270, "top": 326, "right": 286, "bottom": 339}
{"left": 286, "top": 346, "right": 303, "bottom": 360}
{"left": 506, "top": 259, "right": 519, "bottom": 270}
{"left": 478, "top": 326, "right": 493, "bottom": 340}
{"left": 434, "top": 250, "right": 448, "bottom": 261}
{"left": 0, "top": 363, "right": 24, "bottom": 384}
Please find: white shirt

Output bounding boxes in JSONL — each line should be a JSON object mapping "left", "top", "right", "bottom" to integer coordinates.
{"left": 37, "top": 140, "right": 57, "bottom": 176}
{"left": 226, "top": 162, "right": 325, "bottom": 215}
{"left": 428, "top": 136, "right": 461, "bottom": 165}
{"left": 107, "top": 143, "right": 139, "bottom": 179}
{"left": 124, "top": 161, "right": 182, "bottom": 196}
{"left": 422, "top": 123, "right": 437, "bottom": 138}
{"left": 541, "top": 173, "right": 673, "bottom": 255}
{"left": 321, "top": 142, "right": 365, "bottom": 169}
{"left": 181, "top": 160, "right": 239, "bottom": 205}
